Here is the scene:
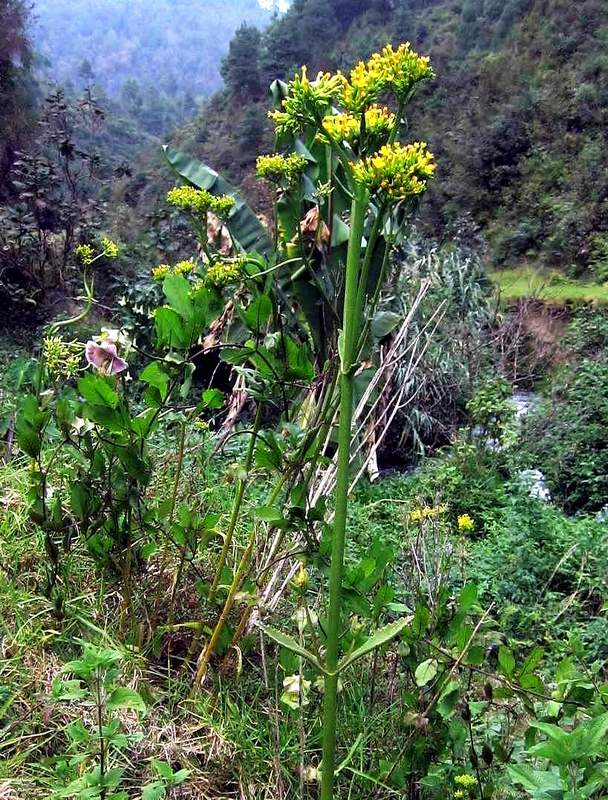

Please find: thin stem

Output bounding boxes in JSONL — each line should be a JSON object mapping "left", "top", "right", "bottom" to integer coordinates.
{"left": 320, "top": 184, "right": 368, "bottom": 800}
{"left": 208, "top": 402, "right": 264, "bottom": 604}
{"left": 96, "top": 670, "right": 107, "bottom": 800}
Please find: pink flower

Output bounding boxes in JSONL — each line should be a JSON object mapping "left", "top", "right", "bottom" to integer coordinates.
{"left": 85, "top": 340, "right": 128, "bottom": 374}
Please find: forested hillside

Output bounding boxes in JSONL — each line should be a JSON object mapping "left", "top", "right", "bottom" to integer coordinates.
{"left": 158, "top": 0, "right": 608, "bottom": 270}
{"left": 31, "top": 0, "right": 274, "bottom": 98}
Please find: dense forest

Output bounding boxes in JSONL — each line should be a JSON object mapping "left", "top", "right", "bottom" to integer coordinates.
{"left": 2, "top": 1, "right": 608, "bottom": 799}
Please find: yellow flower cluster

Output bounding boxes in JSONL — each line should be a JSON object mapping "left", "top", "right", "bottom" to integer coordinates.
{"left": 269, "top": 66, "right": 344, "bottom": 137}
{"left": 174, "top": 259, "right": 196, "bottom": 276}
{"left": 43, "top": 336, "right": 81, "bottom": 380}
{"left": 75, "top": 243, "right": 95, "bottom": 266}
{"left": 454, "top": 774, "right": 478, "bottom": 791}
{"left": 369, "top": 43, "right": 434, "bottom": 100}
{"left": 351, "top": 141, "right": 436, "bottom": 200}
{"left": 151, "top": 264, "right": 170, "bottom": 281}
{"left": 409, "top": 503, "right": 447, "bottom": 523}
{"left": 339, "top": 42, "right": 433, "bottom": 112}
{"left": 256, "top": 152, "right": 307, "bottom": 185}
{"left": 151, "top": 260, "right": 197, "bottom": 281}
{"left": 167, "top": 185, "right": 235, "bottom": 218}
{"left": 101, "top": 237, "right": 119, "bottom": 259}
{"left": 318, "top": 105, "right": 396, "bottom": 148}
{"left": 204, "top": 257, "right": 246, "bottom": 289}
{"left": 457, "top": 513, "right": 475, "bottom": 533}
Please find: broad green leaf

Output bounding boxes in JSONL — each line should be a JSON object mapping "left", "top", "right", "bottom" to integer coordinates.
{"left": 154, "top": 307, "right": 188, "bottom": 350}
{"left": 337, "top": 617, "right": 413, "bottom": 673}
{"left": 118, "top": 448, "right": 151, "bottom": 485}
{"left": 201, "top": 388, "right": 224, "bottom": 409}
{"left": 15, "top": 394, "right": 49, "bottom": 457}
{"left": 458, "top": 583, "right": 478, "bottom": 613}
{"left": 151, "top": 760, "right": 173, "bottom": 780}
{"left": 78, "top": 374, "right": 119, "bottom": 408}
{"left": 107, "top": 687, "right": 146, "bottom": 714}
{"left": 241, "top": 294, "right": 272, "bottom": 330}
{"left": 437, "top": 680, "right": 460, "bottom": 718}
{"left": 498, "top": 645, "right": 516, "bottom": 677}
{"left": 140, "top": 362, "right": 170, "bottom": 402}
{"left": 142, "top": 782, "right": 166, "bottom": 800}
{"left": 521, "top": 645, "right": 544, "bottom": 676}
{"left": 415, "top": 658, "right": 438, "bottom": 687}
{"left": 371, "top": 311, "right": 401, "bottom": 339}
{"left": 163, "top": 274, "right": 193, "bottom": 321}
{"left": 259, "top": 625, "right": 323, "bottom": 671}
{"left": 507, "top": 764, "right": 562, "bottom": 793}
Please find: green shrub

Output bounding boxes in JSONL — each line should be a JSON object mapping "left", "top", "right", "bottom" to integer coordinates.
{"left": 469, "top": 495, "right": 608, "bottom": 656}
{"left": 519, "top": 360, "right": 608, "bottom": 514}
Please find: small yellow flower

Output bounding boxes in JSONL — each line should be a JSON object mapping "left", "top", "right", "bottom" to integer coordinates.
{"left": 318, "top": 105, "right": 396, "bottom": 150}
{"left": 454, "top": 774, "right": 478, "bottom": 790}
{"left": 339, "top": 43, "right": 433, "bottom": 112}
{"left": 167, "top": 185, "right": 235, "bottom": 218}
{"left": 409, "top": 504, "right": 447, "bottom": 523}
{"left": 204, "top": 257, "right": 246, "bottom": 289}
{"left": 151, "top": 264, "right": 171, "bottom": 281}
{"left": 351, "top": 141, "right": 435, "bottom": 201}
{"left": 269, "top": 66, "right": 344, "bottom": 136}
{"left": 75, "top": 243, "right": 95, "bottom": 266}
{"left": 174, "top": 259, "right": 196, "bottom": 276}
{"left": 457, "top": 514, "right": 475, "bottom": 533}
{"left": 193, "top": 419, "right": 210, "bottom": 432}
{"left": 100, "top": 237, "right": 119, "bottom": 259}
{"left": 368, "top": 43, "right": 434, "bottom": 100}
{"left": 454, "top": 791, "right": 466, "bottom": 799}
{"left": 256, "top": 152, "right": 307, "bottom": 185}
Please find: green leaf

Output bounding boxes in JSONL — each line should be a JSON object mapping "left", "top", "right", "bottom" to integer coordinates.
{"left": 118, "top": 448, "right": 151, "bottom": 485}
{"left": 466, "top": 645, "right": 485, "bottom": 665}
{"left": 151, "top": 760, "right": 174, "bottom": 780}
{"left": 241, "top": 294, "right": 272, "bottom": 330}
{"left": 371, "top": 311, "right": 401, "bottom": 339}
{"left": 142, "top": 782, "right": 166, "bottom": 800}
{"left": 16, "top": 394, "right": 49, "bottom": 457}
{"left": 415, "top": 658, "right": 438, "bottom": 687}
{"left": 154, "top": 307, "right": 188, "bottom": 350}
{"left": 201, "top": 388, "right": 224, "bottom": 409}
{"left": 498, "top": 645, "right": 516, "bottom": 677}
{"left": 140, "top": 362, "right": 170, "bottom": 402}
{"left": 70, "top": 481, "right": 91, "bottom": 520}
{"left": 255, "top": 506, "right": 285, "bottom": 523}
{"left": 507, "top": 764, "right": 562, "bottom": 794}
{"left": 259, "top": 626, "right": 323, "bottom": 672}
{"left": 107, "top": 687, "right": 146, "bottom": 714}
{"left": 521, "top": 646, "right": 544, "bottom": 676}
{"left": 78, "top": 374, "right": 119, "bottom": 408}
{"left": 437, "top": 680, "right": 460, "bottom": 718}
{"left": 163, "top": 274, "right": 193, "bottom": 321}
{"left": 337, "top": 617, "right": 413, "bottom": 673}
{"left": 458, "top": 583, "right": 478, "bottom": 613}
{"left": 163, "top": 147, "right": 273, "bottom": 256}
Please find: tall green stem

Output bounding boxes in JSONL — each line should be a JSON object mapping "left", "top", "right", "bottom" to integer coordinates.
{"left": 320, "top": 185, "right": 368, "bottom": 800}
